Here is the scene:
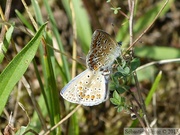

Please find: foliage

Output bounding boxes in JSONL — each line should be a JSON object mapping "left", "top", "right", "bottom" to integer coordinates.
{"left": 0, "top": 0, "right": 179, "bottom": 134}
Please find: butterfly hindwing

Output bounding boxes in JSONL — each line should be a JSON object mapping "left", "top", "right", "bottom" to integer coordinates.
{"left": 60, "top": 69, "right": 109, "bottom": 106}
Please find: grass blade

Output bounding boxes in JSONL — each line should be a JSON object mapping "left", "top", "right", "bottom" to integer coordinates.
{"left": 145, "top": 71, "right": 162, "bottom": 106}
{"left": 0, "top": 25, "right": 14, "bottom": 63}
{"left": 0, "top": 23, "right": 46, "bottom": 115}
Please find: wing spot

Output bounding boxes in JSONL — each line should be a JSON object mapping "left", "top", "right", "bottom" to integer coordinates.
{"left": 104, "top": 39, "right": 108, "bottom": 44}
{"left": 98, "top": 49, "right": 102, "bottom": 52}
{"left": 93, "top": 65, "right": 99, "bottom": 71}
{"left": 79, "top": 81, "right": 83, "bottom": 85}
{"left": 85, "top": 81, "right": 89, "bottom": 84}
{"left": 91, "top": 95, "right": 95, "bottom": 100}
{"left": 78, "top": 86, "right": 83, "bottom": 91}
{"left": 96, "top": 94, "right": 101, "bottom": 99}
{"left": 85, "top": 95, "right": 90, "bottom": 100}
{"left": 98, "top": 62, "right": 101, "bottom": 66}
{"left": 79, "top": 92, "right": 85, "bottom": 99}
{"left": 103, "top": 45, "right": 107, "bottom": 49}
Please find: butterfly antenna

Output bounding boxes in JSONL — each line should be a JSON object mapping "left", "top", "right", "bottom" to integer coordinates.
{"left": 111, "top": 23, "right": 122, "bottom": 46}
{"left": 111, "top": 23, "right": 116, "bottom": 37}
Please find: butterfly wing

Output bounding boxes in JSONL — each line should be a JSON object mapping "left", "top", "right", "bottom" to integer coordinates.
{"left": 60, "top": 69, "right": 109, "bottom": 106}
{"left": 86, "top": 29, "right": 121, "bottom": 71}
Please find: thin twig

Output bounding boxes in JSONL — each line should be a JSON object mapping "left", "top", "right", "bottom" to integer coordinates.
{"left": 43, "top": 104, "right": 81, "bottom": 135}
{"left": 0, "top": 0, "right": 12, "bottom": 41}
{"left": 125, "top": 0, "right": 169, "bottom": 52}
{"left": 12, "top": 81, "right": 22, "bottom": 127}
{"left": 21, "top": 76, "right": 48, "bottom": 132}
{"left": 128, "top": 0, "right": 134, "bottom": 45}
{"left": 136, "top": 58, "right": 180, "bottom": 71}
{"left": 128, "top": 0, "right": 151, "bottom": 131}
{"left": 70, "top": 0, "right": 78, "bottom": 78}
{"left": 21, "top": 0, "right": 38, "bottom": 31}
{"left": 152, "top": 93, "right": 157, "bottom": 127}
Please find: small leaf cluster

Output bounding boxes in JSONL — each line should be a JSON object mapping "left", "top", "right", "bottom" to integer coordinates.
{"left": 110, "top": 91, "right": 127, "bottom": 112}
{"left": 110, "top": 57, "right": 140, "bottom": 112}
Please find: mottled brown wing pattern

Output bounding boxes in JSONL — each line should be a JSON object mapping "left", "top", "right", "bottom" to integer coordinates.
{"left": 86, "top": 29, "right": 121, "bottom": 71}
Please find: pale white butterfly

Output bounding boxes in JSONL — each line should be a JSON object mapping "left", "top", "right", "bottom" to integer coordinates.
{"left": 60, "top": 29, "right": 121, "bottom": 106}
{"left": 60, "top": 69, "right": 110, "bottom": 106}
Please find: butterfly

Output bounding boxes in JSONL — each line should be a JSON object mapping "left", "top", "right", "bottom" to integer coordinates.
{"left": 60, "top": 29, "right": 121, "bottom": 106}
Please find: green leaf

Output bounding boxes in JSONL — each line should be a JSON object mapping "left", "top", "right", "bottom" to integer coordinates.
{"left": 135, "top": 46, "right": 180, "bottom": 60}
{"left": 0, "top": 23, "right": 46, "bottom": 115}
{"left": 110, "top": 91, "right": 122, "bottom": 105}
{"left": 110, "top": 98, "right": 120, "bottom": 105}
{"left": 0, "top": 25, "right": 14, "bottom": 63}
{"left": 116, "top": 86, "right": 126, "bottom": 94}
{"left": 117, "top": 106, "right": 124, "bottom": 112}
{"left": 130, "top": 58, "right": 140, "bottom": 71}
{"left": 15, "top": 10, "right": 34, "bottom": 31}
{"left": 113, "top": 90, "right": 120, "bottom": 99}
{"left": 116, "top": 66, "right": 130, "bottom": 76}
{"left": 124, "top": 67, "right": 130, "bottom": 75}
{"left": 145, "top": 71, "right": 162, "bottom": 106}
{"left": 111, "top": 7, "right": 121, "bottom": 14}
{"left": 15, "top": 126, "right": 27, "bottom": 135}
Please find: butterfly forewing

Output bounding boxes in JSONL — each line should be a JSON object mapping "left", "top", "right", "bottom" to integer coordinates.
{"left": 60, "top": 69, "right": 109, "bottom": 106}
{"left": 86, "top": 29, "right": 121, "bottom": 71}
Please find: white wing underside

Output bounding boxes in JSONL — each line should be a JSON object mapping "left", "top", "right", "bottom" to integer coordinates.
{"left": 60, "top": 69, "right": 109, "bottom": 106}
